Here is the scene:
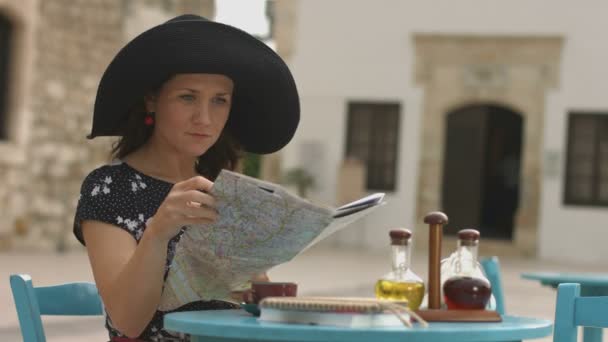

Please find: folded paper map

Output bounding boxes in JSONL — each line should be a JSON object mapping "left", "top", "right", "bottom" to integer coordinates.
{"left": 159, "top": 170, "right": 385, "bottom": 311}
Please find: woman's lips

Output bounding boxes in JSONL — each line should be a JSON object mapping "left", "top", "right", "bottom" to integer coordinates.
{"left": 188, "top": 132, "right": 211, "bottom": 138}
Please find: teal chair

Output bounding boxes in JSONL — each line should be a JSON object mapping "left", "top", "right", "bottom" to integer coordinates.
{"left": 10, "top": 274, "right": 104, "bottom": 342}
{"left": 553, "top": 283, "right": 608, "bottom": 342}
{"left": 480, "top": 256, "right": 506, "bottom": 315}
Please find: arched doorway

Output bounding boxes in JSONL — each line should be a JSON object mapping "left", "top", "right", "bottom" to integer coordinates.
{"left": 441, "top": 104, "right": 523, "bottom": 239}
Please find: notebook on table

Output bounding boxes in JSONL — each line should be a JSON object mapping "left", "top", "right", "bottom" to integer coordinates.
{"left": 258, "top": 297, "right": 428, "bottom": 328}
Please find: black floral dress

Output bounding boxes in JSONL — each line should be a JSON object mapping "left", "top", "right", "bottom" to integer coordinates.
{"left": 73, "top": 160, "right": 238, "bottom": 341}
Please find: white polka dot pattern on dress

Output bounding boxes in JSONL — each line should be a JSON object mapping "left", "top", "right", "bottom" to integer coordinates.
{"left": 73, "top": 162, "right": 236, "bottom": 340}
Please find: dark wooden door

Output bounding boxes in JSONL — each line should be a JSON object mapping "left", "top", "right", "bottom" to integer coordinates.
{"left": 479, "top": 109, "right": 522, "bottom": 239}
{"left": 441, "top": 106, "right": 488, "bottom": 235}
{"left": 442, "top": 104, "right": 522, "bottom": 239}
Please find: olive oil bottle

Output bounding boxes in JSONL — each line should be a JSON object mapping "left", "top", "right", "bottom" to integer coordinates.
{"left": 374, "top": 228, "right": 425, "bottom": 310}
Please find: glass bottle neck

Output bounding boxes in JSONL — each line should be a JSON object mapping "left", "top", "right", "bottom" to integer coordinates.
{"left": 391, "top": 244, "right": 411, "bottom": 272}
{"left": 456, "top": 241, "right": 479, "bottom": 266}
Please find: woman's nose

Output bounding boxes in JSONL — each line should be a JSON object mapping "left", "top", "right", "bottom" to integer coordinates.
{"left": 193, "top": 103, "right": 212, "bottom": 124}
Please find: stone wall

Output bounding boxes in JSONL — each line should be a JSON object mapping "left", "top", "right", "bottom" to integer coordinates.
{"left": 21, "top": 0, "right": 126, "bottom": 251}
{"left": 0, "top": 0, "right": 37, "bottom": 250}
{"left": 269, "top": 0, "right": 297, "bottom": 60}
{"left": 258, "top": 0, "right": 297, "bottom": 184}
{"left": 1, "top": 0, "right": 214, "bottom": 251}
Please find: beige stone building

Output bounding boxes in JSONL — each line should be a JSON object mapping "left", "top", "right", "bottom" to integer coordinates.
{"left": 278, "top": 0, "right": 608, "bottom": 264}
{"left": 3, "top": 0, "right": 607, "bottom": 266}
{"left": 0, "top": 0, "right": 214, "bottom": 251}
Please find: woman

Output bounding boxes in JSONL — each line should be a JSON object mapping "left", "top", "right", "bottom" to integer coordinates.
{"left": 73, "top": 14, "right": 299, "bottom": 341}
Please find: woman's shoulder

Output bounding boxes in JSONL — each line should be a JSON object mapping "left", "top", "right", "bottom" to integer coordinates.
{"left": 75, "top": 160, "right": 157, "bottom": 244}
{"left": 80, "top": 159, "right": 170, "bottom": 198}
{"left": 81, "top": 160, "right": 129, "bottom": 188}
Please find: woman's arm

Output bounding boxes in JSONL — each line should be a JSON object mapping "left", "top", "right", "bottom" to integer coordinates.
{"left": 83, "top": 220, "right": 168, "bottom": 338}
{"left": 82, "top": 175, "right": 218, "bottom": 338}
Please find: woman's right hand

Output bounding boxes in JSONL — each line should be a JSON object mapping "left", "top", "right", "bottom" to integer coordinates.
{"left": 146, "top": 176, "right": 218, "bottom": 243}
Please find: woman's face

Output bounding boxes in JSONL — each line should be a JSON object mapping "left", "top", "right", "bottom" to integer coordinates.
{"left": 146, "top": 73, "right": 234, "bottom": 157}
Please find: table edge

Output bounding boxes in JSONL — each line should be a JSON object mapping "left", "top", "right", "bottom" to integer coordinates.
{"left": 164, "top": 311, "right": 553, "bottom": 341}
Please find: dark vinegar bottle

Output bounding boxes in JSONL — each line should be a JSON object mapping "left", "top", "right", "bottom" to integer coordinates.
{"left": 442, "top": 229, "right": 492, "bottom": 310}
{"left": 443, "top": 276, "right": 491, "bottom": 309}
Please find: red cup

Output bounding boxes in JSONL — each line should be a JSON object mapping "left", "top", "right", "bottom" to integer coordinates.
{"left": 246, "top": 281, "right": 298, "bottom": 304}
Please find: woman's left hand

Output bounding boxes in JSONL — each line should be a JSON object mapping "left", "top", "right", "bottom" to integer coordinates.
{"left": 250, "top": 272, "right": 270, "bottom": 282}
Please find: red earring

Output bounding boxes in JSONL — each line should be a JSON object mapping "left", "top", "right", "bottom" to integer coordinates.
{"left": 144, "top": 112, "right": 155, "bottom": 126}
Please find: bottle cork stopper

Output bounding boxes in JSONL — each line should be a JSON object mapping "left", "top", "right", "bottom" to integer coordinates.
{"left": 458, "top": 228, "right": 480, "bottom": 246}
{"left": 389, "top": 228, "right": 412, "bottom": 245}
{"left": 457, "top": 228, "right": 480, "bottom": 241}
{"left": 423, "top": 212, "right": 449, "bottom": 225}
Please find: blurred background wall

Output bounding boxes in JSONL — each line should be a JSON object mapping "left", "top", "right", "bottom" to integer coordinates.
{"left": 1, "top": 0, "right": 607, "bottom": 265}
{"left": 0, "top": 0, "right": 215, "bottom": 251}
{"left": 278, "top": 0, "right": 608, "bottom": 264}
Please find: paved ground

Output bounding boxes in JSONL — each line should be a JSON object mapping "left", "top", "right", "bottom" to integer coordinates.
{"left": 2, "top": 238, "right": 607, "bottom": 341}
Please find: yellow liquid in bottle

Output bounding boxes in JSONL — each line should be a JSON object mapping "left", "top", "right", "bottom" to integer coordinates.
{"left": 375, "top": 280, "right": 425, "bottom": 310}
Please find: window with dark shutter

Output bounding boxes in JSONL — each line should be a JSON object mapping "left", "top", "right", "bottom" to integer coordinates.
{"left": 564, "top": 112, "right": 608, "bottom": 206}
{"left": 345, "top": 102, "right": 400, "bottom": 191}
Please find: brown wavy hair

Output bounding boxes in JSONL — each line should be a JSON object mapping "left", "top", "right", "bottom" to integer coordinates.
{"left": 111, "top": 96, "right": 242, "bottom": 181}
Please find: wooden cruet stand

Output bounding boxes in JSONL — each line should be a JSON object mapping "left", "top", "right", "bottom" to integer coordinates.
{"left": 413, "top": 211, "right": 502, "bottom": 322}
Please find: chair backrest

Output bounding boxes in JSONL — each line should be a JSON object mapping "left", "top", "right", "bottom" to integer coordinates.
{"left": 553, "top": 283, "right": 608, "bottom": 342}
{"left": 10, "top": 274, "right": 104, "bottom": 342}
{"left": 480, "top": 256, "right": 506, "bottom": 315}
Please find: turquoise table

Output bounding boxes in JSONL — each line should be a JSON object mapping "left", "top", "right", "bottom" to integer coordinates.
{"left": 522, "top": 272, "right": 608, "bottom": 342}
{"left": 164, "top": 309, "right": 552, "bottom": 342}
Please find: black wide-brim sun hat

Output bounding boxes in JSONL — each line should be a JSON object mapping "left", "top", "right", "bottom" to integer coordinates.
{"left": 88, "top": 14, "right": 299, "bottom": 154}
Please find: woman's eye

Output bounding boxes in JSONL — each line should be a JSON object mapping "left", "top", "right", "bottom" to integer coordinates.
{"left": 180, "top": 94, "right": 195, "bottom": 101}
{"left": 213, "top": 97, "right": 228, "bottom": 104}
